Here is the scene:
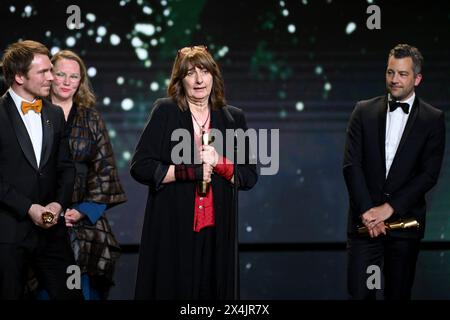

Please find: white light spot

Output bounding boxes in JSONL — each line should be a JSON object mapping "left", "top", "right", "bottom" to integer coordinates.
{"left": 86, "top": 13, "right": 96, "bottom": 22}
{"left": 167, "top": 20, "right": 174, "bottom": 27}
{"left": 10, "top": 6, "right": 16, "bottom": 13}
{"left": 121, "top": 98, "right": 134, "bottom": 111}
{"left": 156, "top": 26, "right": 162, "bottom": 32}
{"left": 346, "top": 22, "right": 357, "bottom": 34}
{"left": 150, "top": 82, "right": 159, "bottom": 91}
{"left": 120, "top": 0, "right": 126, "bottom": 6}
{"left": 95, "top": 37, "right": 102, "bottom": 43}
{"left": 87, "top": 29, "right": 94, "bottom": 36}
{"left": 97, "top": 26, "right": 107, "bottom": 37}
{"left": 103, "top": 97, "right": 111, "bottom": 105}
{"left": 134, "top": 23, "right": 155, "bottom": 36}
{"left": 315, "top": 66, "right": 323, "bottom": 75}
{"left": 122, "top": 151, "right": 131, "bottom": 160}
{"left": 217, "top": 46, "right": 229, "bottom": 57}
{"left": 131, "top": 36, "right": 143, "bottom": 48}
{"left": 137, "top": 0, "right": 143, "bottom": 5}
{"left": 296, "top": 102, "right": 304, "bottom": 111}
{"left": 245, "top": 263, "right": 252, "bottom": 270}
{"left": 324, "top": 82, "right": 332, "bottom": 91}
{"left": 117, "top": 77, "right": 125, "bottom": 85}
{"left": 150, "top": 39, "right": 158, "bottom": 46}
{"left": 87, "top": 67, "right": 97, "bottom": 77}
{"left": 161, "top": 0, "right": 167, "bottom": 6}
{"left": 246, "top": 226, "right": 253, "bottom": 232}
{"left": 144, "top": 60, "right": 152, "bottom": 68}
{"left": 159, "top": 37, "right": 166, "bottom": 44}
{"left": 135, "top": 48, "right": 148, "bottom": 60}
{"left": 282, "top": 9, "right": 289, "bottom": 17}
{"left": 143, "top": 6, "right": 153, "bottom": 15}
{"left": 67, "top": 23, "right": 77, "bottom": 30}
{"left": 66, "top": 37, "right": 76, "bottom": 47}
{"left": 108, "top": 129, "right": 116, "bottom": 138}
{"left": 45, "top": 31, "right": 51, "bottom": 37}
{"left": 165, "top": 78, "right": 170, "bottom": 86}
{"left": 296, "top": 169, "right": 302, "bottom": 175}
{"left": 163, "top": 8, "right": 170, "bottom": 17}
{"left": 24, "top": 5, "right": 32, "bottom": 17}
{"left": 51, "top": 47, "right": 60, "bottom": 55}
{"left": 302, "top": 0, "right": 308, "bottom": 4}
{"left": 287, "top": 24, "right": 296, "bottom": 33}
{"left": 110, "top": 34, "right": 121, "bottom": 46}
{"left": 279, "top": 1, "right": 285, "bottom": 7}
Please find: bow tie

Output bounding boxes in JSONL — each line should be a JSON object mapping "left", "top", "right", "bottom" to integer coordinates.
{"left": 21, "top": 99, "right": 43, "bottom": 114}
{"left": 389, "top": 101, "right": 409, "bottom": 114}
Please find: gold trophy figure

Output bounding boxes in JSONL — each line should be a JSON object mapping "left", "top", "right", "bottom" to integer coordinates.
{"left": 358, "top": 218, "right": 419, "bottom": 234}
{"left": 198, "top": 132, "right": 215, "bottom": 196}
{"left": 41, "top": 211, "right": 54, "bottom": 224}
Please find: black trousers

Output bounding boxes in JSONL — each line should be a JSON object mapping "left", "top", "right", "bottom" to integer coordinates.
{"left": 0, "top": 219, "right": 83, "bottom": 300}
{"left": 347, "top": 235, "right": 420, "bottom": 300}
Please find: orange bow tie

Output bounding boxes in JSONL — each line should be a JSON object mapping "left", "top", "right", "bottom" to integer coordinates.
{"left": 21, "top": 99, "right": 43, "bottom": 114}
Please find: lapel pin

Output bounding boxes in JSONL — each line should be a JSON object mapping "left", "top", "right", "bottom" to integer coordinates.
{"left": 46, "top": 119, "right": 51, "bottom": 126}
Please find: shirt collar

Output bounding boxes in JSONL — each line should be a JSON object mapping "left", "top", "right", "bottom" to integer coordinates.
{"left": 388, "top": 92, "right": 416, "bottom": 113}
{"left": 8, "top": 87, "right": 38, "bottom": 114}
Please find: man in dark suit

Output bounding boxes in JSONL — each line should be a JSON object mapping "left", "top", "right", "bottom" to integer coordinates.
{"left": 343, "top": 44, "right": 445, "bottom": 300}
{"left": 0, "top": 40, "right": 82, "bottom": 299}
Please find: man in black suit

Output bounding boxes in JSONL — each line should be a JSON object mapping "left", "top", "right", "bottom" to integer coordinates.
{"left": 0, "top": 40, "right": 82, "bottom": 299}
{"left": 343, "top": 44, "right": 445, "bottom": 300}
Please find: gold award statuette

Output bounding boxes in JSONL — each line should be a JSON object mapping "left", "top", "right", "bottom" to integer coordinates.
{"left": 358, "top": 218, "right": 420, "bottom": 234}
{"left": 197, "top": 132, "right": 215, "bottom": 196}
{"left": 41, "top": 211, "right": 54, "bottom": 224}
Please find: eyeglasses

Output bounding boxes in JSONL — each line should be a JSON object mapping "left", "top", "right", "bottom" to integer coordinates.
{"left": 53, "top": 71, "right": 81, "bottom": 83}
{"left": 177, "top": 45, "right": 208, "bottom": 57}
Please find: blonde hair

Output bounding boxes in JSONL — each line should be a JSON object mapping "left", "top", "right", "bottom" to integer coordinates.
{"left": 51, "top": 50, "right": 96, "bottom": 108}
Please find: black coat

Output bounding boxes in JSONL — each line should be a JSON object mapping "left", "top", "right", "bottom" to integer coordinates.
{"left": 131, "top": 98, "right": 258, "bottom": 299}
{"left": 343, "top": 95, "right": 445, "bottom": 238}
{"left": 0, "top": 92, "right": 74, "bottom": 243}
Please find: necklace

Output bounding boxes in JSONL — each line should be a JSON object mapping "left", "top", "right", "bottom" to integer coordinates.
{"left": 191, "top": 109, "right": 210, "bottom": 133}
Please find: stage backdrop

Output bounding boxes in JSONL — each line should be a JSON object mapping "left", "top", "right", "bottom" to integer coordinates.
{"left": 1, "top": 0, "right": 450, "bottom": 299}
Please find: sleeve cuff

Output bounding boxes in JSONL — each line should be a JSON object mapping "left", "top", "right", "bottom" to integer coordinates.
{"left": 73, "top": 202, "right": 107, "bottom": 225}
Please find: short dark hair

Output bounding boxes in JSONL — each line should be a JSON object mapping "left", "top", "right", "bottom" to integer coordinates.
{"left": 1, "top": 40, "right": 50, "bottom": 87}
{"left": 167, "top": 46, "right": 226, "bottom": 111}
{"left": 388, "top": 44, "right": 423, "bottom": 75}
{"left": 0, "top": 64, "right": 7, "bottom": 95}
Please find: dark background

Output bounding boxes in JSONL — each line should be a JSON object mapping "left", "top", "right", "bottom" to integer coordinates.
{"left": 1, "top": 0, "right": 450, "bottom": 299}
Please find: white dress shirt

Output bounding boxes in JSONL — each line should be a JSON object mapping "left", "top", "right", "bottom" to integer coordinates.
{"left": 385, "top": 93, "right": 416, "bottom": 177}
{"left": 8, "top": 88, "right": 43, "bottom": 167}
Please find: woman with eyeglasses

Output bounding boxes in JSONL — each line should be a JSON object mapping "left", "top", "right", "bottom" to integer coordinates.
{"left": 42, "top": 50, "right": 127, "bottom": 300}
{"left": 131, "top": 45, "right": 258, "bottom": 300}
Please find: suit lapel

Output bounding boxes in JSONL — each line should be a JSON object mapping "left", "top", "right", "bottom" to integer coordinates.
{"left": 4, "top": 93, "right": 39, "bottom": 170}
{"left": 385, "top": 96, "right": 420, "bottom": 183}
{"left": 393, "top": 96, "right": 419, "bottom": 159}
{"left": 40, "top": 101, "right": 53, "bottom": 169}
{"left": 377, "top": 96, "right": 388, "bottom": 178}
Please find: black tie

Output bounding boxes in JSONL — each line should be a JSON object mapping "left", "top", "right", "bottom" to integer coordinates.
{"left": 389, "top": 101, "right": 409, "bottom": 114}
